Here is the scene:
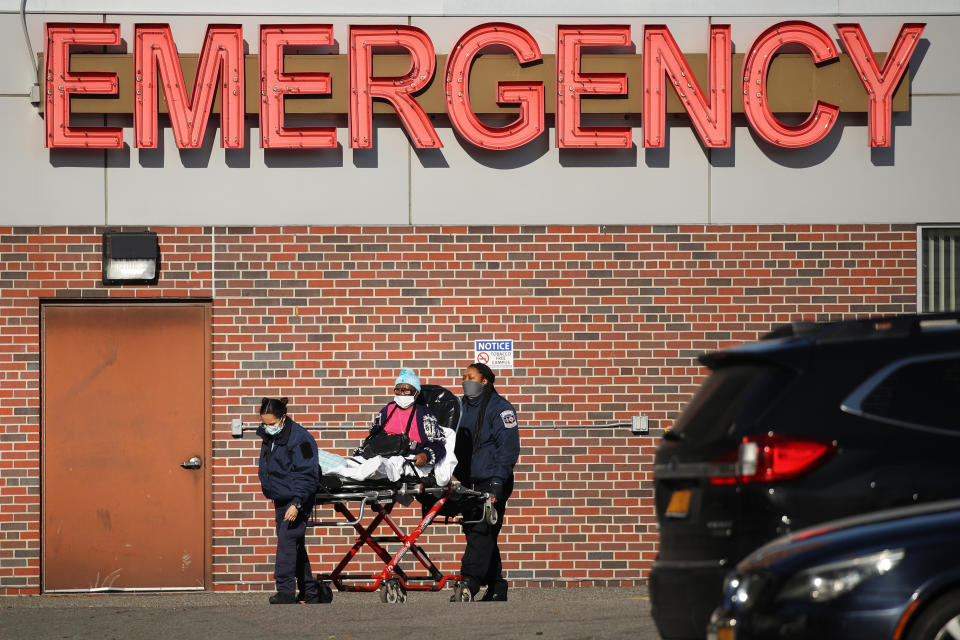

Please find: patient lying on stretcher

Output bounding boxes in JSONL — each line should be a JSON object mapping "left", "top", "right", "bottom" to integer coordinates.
{"left": 317, "top": 369, "right": 457, "bottom": 486}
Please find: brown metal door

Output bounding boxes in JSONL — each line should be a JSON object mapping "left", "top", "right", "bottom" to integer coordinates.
{"left": 42, "top": 304, "right": 210, "bottom": 591}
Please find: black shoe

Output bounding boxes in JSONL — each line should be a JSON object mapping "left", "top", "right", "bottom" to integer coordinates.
{"left": 269, "top": 591, "right": 298, "bottom": 604}
{"left": 301, "top": 581, "right": 333, "bottom": 603}
{"left": 318, "top": 582, "right": 334, "bottom": 603}
{"left": 481, "top": 581, "right": 508, "bottom": 601}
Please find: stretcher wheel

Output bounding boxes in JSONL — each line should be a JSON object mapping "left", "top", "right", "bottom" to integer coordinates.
{"left": 485, "top": 501, "right": 499, "bottom": 525}
{"left": 451, "top": 582, "right": 473, "bottom": 602}
{"left": 379, "top": 578, "right": 406, "bottom": 604}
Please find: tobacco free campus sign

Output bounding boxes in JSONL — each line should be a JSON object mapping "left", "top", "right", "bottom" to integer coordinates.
{"left": 475, "top": 340, "right": 514, "bottom": 370}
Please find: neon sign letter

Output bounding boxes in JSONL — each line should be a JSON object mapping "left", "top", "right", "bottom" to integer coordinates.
{"left": 835, "top": 23, "right": 925, "bottom": 147}
{"left": 643, "top": 25, "right": 731, "bottom": 148}
{"left": 556, "top": 25, "right": 632, "bottom": 149}
{"left": 45, "top": 24, "right": 123, "bottom": 149}
{"left": 135, "top": 24, "right": 245, "bottom": 149}
{"left": 445, "top": 23, "right": 544, "bottom": 150}
{"left": 742, "top": 21, "right": 839, "bottom": 148}
{"left": 349, "top": 26, "right": 440, "bottom": 149}
{"left": 260, "top": 25, "right": 336, "bottom": 149}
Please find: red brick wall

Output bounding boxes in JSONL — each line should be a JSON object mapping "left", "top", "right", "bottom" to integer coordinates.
{"left": 0, "top": 224, "right": 917, "bottom": 594}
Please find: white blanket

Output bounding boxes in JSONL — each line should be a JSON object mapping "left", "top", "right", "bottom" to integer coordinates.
{"left": 322, "top": 427, "right": 458, "bottom": 486}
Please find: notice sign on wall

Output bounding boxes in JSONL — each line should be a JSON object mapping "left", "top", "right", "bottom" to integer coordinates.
{"left": 475, "top": 340, "right": 514, "bottom": 370}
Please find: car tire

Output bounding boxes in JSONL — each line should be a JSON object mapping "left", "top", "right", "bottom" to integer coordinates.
{"left": 906, "top": 589, "right": 960, "bottom": 640}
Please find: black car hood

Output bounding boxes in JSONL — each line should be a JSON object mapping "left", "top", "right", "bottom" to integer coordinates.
{"left": 739, "top": 498, "right": 960, "bottom": 572}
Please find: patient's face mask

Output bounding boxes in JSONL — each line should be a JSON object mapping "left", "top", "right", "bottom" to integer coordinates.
{"left": 394, "top": 395, "right": 416, "bottom": 409}
{"left": 462, "top": 380, "right": 486, "bottom": 399}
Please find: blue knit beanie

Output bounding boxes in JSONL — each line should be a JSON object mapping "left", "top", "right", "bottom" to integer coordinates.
{"left": 395, "top": 368, "right": 421, "bottom": 392}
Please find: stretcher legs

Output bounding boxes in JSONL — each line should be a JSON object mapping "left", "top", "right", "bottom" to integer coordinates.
{"left": 308, "top": 483, "right": 497, "bottom": 601}
{"left": 312, "top": 489, "right": 462, "bottom": 599}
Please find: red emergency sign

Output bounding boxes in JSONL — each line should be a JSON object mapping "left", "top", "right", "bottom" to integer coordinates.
{"left": 43, "top": 20, "right": 925, "bottom": 152}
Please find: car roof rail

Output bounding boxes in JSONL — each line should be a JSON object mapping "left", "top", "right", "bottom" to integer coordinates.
{"left": 762, "top": 312, "right": 960, "bottom": 343}
{"left": 763, "top": 322, "right": 820, "bottom": 339}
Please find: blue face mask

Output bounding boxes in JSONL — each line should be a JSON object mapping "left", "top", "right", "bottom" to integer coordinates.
{"left": 263, "top": 419, "right": 283, "bottom": 436}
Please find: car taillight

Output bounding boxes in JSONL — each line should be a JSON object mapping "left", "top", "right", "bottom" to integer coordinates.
{"left": 709, "top": 434, "right": 836, "bottom": 485}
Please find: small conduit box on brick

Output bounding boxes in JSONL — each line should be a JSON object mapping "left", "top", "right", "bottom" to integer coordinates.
{"left": 632, "top": 415, "right": 649, "bottom": 434}
{"left": 231, "top": 418, "right": 259, "bottom": 438}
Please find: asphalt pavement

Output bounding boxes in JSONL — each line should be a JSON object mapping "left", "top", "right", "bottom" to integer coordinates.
{"left": 0, "top": 586, "right": 661, "bottom": 640}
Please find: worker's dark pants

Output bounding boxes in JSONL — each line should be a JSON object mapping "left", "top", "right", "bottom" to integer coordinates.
{"left": 461, "top": 477, "right": 513, "bottom": 590}
{"left": 274, "top": 501, "right": 318, "bottom": 599}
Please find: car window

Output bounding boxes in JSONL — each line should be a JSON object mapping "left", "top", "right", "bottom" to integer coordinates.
{"left": 859, "top": 356, "right": 960, "bottom": 431}
{"left": 671, "top": 364, "right": 793, "bottom": 442}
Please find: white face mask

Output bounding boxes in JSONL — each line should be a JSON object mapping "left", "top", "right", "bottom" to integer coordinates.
{"left": 394, "top": 395, "right": 416, "bottom": 409}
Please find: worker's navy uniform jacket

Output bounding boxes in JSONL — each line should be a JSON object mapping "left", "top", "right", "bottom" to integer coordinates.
{"left": 457, "top": 391, "right": 520, "bottom": 484}
{"left": 256, "top": 418, "right": 319, "bottom": 507}
{"left": 456, "top": 389, "right": 519, "bottom": 591}
{"left": 256, "top": 417, "right": 320, "bottom": 599}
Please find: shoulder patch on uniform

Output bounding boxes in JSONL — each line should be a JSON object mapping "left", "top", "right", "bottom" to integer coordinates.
{"left": 300, "top": 442, "right": 314, "bottom": 459}
{"left": 500, "top": 410, "right": 517, "bottom": 428}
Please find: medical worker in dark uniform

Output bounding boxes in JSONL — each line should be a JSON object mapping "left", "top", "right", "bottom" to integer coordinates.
{"left": 455, "top": 362, "right": 520, "bottom": 601}
{"left": 256, "top": 397, "right": 321, "bottom": 604}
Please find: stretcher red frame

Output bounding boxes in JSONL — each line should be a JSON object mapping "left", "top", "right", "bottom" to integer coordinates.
{"left": 307, "top": 479, "right": 495, "bottom": 601}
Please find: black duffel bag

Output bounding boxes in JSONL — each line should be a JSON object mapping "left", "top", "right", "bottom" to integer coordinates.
{"left": 359, "top": 431, "right": 410, "bottom": 459}
{"left": 360, "top": 402, "right": 417, "bottom": 459}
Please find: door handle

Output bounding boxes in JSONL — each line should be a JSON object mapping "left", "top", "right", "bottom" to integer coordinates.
{"left": 180, "top": 456, "right": 202, "bottom": 470}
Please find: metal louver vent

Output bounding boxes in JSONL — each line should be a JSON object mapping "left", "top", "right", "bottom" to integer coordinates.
{"left": 921, "top": 227, "right": 960, "bottom": 312}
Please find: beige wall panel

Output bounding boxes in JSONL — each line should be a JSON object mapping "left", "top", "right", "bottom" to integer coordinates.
{"left": 0, "top": 97, "right": 105, "bottom": 224}
{"left": 104, "top": 117, "right": 410, "bottom": 225}
{"left": 710, "top": 96, "right": 960, "bottom": 223}
{"left": 0, "top": 14, "right": 35, "bottom": 95}
{"left": 3, "top": 12, "right": 956, "bottom": 226}
{"left": 410, "top": 123, "right": 710, "bottom": 224}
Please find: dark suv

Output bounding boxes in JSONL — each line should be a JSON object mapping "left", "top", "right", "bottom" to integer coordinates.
{"left": 649, "top": 313, "right": 960, "bottom": 639}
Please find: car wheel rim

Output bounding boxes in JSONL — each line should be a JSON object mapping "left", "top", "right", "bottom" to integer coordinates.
{"left": 935, "top": 615, "right": 960, "bottom": 640}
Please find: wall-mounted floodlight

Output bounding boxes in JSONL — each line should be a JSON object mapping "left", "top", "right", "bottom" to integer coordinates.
{"left": 102, "top": 231, "right": 159, "bottom": 285}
